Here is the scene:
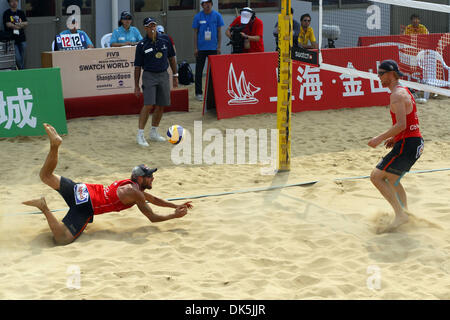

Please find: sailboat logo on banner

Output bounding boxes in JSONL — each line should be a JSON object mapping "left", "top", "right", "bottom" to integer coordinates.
{"left": 227, "top": 63, "right": 261, "bottom": 105}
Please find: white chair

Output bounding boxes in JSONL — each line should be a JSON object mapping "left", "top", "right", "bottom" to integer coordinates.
{"left": 101, "top": 33, "right": 112, "bottom": 48}
{"left": 51, "top": 40, "right": 55, "bottom": 51}
{"left": 416, "top": 49, "right": 450, "bottom": 100}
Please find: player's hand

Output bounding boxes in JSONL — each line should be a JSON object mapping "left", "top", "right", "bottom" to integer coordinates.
{"left": 179, "top": 201, "right": 193, "bottom": 210}
{"left": 173, "top": 76, "right": 178, "bottom": 88}
{"left": 384, "top": 137, "right": 395, "bottom": 149}
{"left": 368, "top": 136, "right": 383, "bottom": 148}
{"left": 174, "top": 206, "right": 188, "bottom": 218}
{"left": 134, "top": 86, "right": 141, "bottom": 97}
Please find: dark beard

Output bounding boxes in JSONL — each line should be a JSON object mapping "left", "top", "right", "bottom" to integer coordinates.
{"left": 143, "top": 183, "right": 152, "bottom": 190}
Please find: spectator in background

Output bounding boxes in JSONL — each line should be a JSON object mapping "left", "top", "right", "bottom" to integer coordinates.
{"left": 192, "top": 0, "right": 224, "bottom": 101}
{"left": 2, "top": 0, "right": 28, "bottom": 69}
{"left": 110, "top": 11, "right": 143, "bottom": 47}
{"left": 298, "top": 13, "right": 318, "bottom": 49}
{"left": 273, "top": 8, "right": 300, "bottom": 50}
{"left": 226, "top": 7, "right": 264, "bottom": 54}
{"left": 403, "top": 14, "right": 429, "bottom": 35}
{"left": 156, "top": 25, "right": 176, "bottom": 53}
{"left": 58, "top": 17, "right": 94, "bottom": 49}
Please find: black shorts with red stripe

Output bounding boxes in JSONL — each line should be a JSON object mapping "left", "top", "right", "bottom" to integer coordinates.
{"left": 376, "top": 137, "right": 424, "bottom": 176}
{"left": 58, "top": 176, "right": 94, "bottom": 239}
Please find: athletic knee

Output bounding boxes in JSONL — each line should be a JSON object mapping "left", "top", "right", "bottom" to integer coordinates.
{"left": 370, "top": 170, "right": 378, "bottom": 183}
{"left": 370, "top": 169, "right": 384, "bottom": 185}
{"left": 39, "top": 171, "right": 60, "bottom": 190}
{"left": 54, "top": 234, "right": 74, "bottom": 246}
{"left": 39, "top": 169, "right": 51, "bottom": 184}
{"left": 142, "top": 105, "right": 154, "bottom": 111}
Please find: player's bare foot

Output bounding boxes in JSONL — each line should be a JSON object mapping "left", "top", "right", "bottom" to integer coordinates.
{"left": 43, "top": 123, "right": 62, "bottom": 147}
{"left": 22, "top": 197, "right": 49, "bottom": 212}
{"left": 377, "top": 212, "right": 409, "bottom": 234}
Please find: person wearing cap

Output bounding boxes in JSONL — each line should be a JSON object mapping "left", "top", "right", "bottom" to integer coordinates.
{"left": 298, "top": 13, "right": 318, "bottom": 49}
{"left": 402, "top": 13, "right": 429, "bottom": 35}
{"left": 110, "top": 11, "right": 143, "bottom": 47}
{"left": 22, "top": 123, "right": 193, "bottom": 245}
{"left": 192, "top": 0, "right": 224, "bottom": 101}
{"left": 134, "top": 17, "right": 178, "bottom": 147}
{"left": 225, "top": 7, "right": 264, "bottom": 53}
{"left": 156, "top": 24, "right": 176, "bottom": 52}
{"left": 368, "top": 60, "right": 424, "bottom": 233}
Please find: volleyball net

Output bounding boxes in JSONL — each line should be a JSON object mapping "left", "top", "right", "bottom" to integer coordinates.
{"left": 317, "top": 0, "right": 450, "bottom": 100}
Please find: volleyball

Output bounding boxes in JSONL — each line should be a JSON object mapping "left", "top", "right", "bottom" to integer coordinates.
{"left": 167, "top": 125, "right": 184, "bottom": 145}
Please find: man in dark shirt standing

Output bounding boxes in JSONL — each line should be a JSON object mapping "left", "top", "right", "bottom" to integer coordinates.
{"left": 2, "top": 0, "right": 27, "bottom": 69}
{"left": 134, "top": 17, "right": 178, "bottom": 147}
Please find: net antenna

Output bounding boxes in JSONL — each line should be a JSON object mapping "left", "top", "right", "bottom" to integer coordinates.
{"left": 318, "top": 0, "right": 450, "bottom": 99}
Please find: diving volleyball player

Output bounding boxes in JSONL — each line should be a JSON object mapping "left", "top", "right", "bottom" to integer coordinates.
{"left": 368, "top": 60, "right": 424, "bottom": 233}
{"left": 23, "top": 123, "right": 193, "bottom": 245}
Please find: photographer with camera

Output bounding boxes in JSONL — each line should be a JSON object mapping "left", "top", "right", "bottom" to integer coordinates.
{"left": 225, "top": 7, "right": 264, "bottom": 54}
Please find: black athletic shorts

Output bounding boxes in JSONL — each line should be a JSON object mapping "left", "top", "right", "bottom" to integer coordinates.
{"left": 58, "top": 176, "right": 94, "bottom": 239}
{"left": 376, "top": 137, "right": 424, "bottom": 176}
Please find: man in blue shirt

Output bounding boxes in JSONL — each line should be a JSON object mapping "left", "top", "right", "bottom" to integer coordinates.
{"left": 134, "top": 17, "right": 178, "bottom": 147}
{"left": 110, "top": 11, "right": 143, "bottom": 47}
{"left": 192, "top": 0, "right": 224, "bottom": 101}
{"left": 56, "top": 18, "right": 94, "bottom": 50}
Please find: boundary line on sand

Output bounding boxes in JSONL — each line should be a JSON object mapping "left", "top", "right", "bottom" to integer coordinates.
{"left": 5, "top": 168, "right": 450, "bottom": 216}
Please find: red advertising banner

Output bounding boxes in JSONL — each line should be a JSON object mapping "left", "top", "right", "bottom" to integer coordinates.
{"left": 204, "top": 46, "right": 399, "bottom": 120}
{"left": 358, "top": 33, "right": 450, "bottom": 83}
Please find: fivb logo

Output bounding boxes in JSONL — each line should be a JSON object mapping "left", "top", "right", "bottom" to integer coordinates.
{"left": 170, "top": 121, "right": 278, "bottom": 175}
{"left": 0, "top": 88, "right": 36, "bottom": 130}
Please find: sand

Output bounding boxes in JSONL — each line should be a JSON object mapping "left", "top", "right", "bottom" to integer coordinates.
{"left": 1, "top": 83, "right": 449, "bottom": 300}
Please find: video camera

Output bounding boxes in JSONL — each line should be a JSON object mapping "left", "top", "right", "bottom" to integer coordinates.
{"left": 322, "top": 24, "right": 341, "bottom": 48}
{"left": 227, "top": 24, "right": 246, "bottom": 54}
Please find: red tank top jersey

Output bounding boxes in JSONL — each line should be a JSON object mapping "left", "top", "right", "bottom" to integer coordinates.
{"left": 390, "top": 86, "right": 422, "bottom": 142}
{"left": 86, "top": 179, "right": 137, "bottom": 215}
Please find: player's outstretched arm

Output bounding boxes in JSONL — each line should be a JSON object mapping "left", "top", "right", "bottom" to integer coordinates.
{"left": 144, "top": 192, "right": 193, "bottom": 210}
{"left": 136, "top": 192, "right": 189, "bottom": 223}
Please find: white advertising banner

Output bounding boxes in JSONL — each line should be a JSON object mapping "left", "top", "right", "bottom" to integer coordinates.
{"left": 47, "top": 47, "right": 172, "bottom": 99}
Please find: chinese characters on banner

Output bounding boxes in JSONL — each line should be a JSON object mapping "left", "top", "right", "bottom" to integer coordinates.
{"left": 205, "top": 45, "right": 397, "bottom": 119}
{"left": 0, "top": 68, "right": 67, "bottom": 137}
{"left": 0, "top": 88, "right": 36, "bottom": 130}
{"left": 297, "top": 65, "right": 323, "bottom": 101}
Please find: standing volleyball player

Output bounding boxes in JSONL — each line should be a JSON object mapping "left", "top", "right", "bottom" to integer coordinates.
{"left": 368, "top": 60, "right": 424, "bottom": 233}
